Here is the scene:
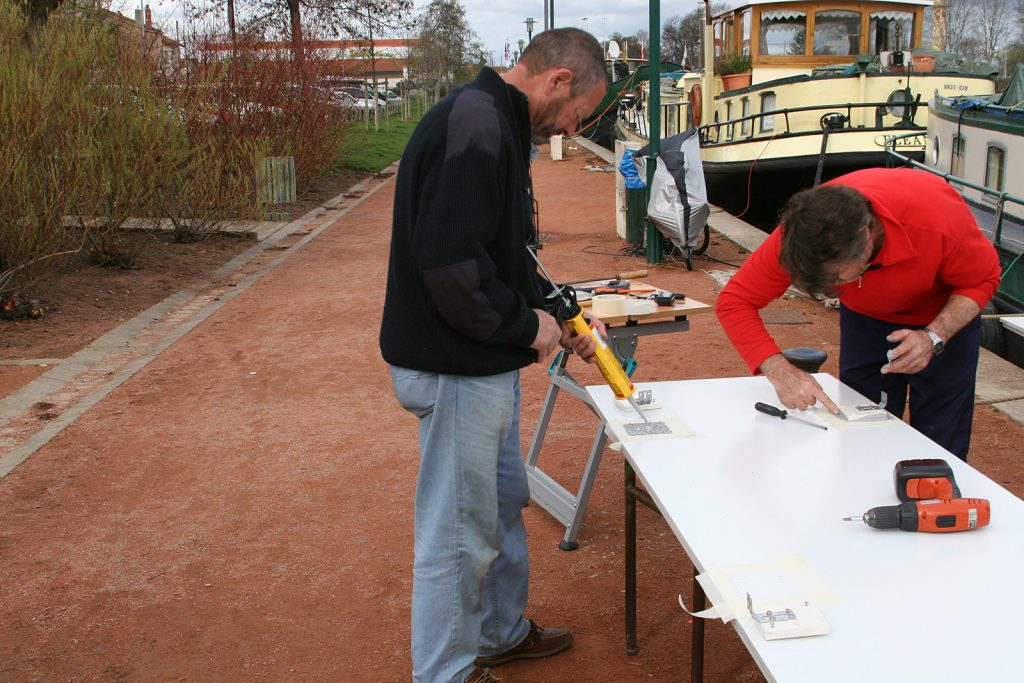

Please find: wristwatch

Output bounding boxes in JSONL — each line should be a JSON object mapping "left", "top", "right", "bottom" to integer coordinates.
{"left": 925, "top": 328, "right": 945, "bottom": 355}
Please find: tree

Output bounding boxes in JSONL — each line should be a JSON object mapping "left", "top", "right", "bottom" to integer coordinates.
{"left": 407, "top": 0, "right": 478, "bottom": 96}
{"left": 16, "top": 0, "right": 64, "bottom": 44}
{"left": 976, "top": 0, "right": 1013, "bottom": 63}
{"left": 633, "top": 28, "right": 649, "bottom": 55}
{"left": 662, "top": 4, "right": 730, "bottom": 69}
{"left": 1006, "top": 41, "right": 1024, "bottom": 74}
{"left": 186, "top": 0, "right": 411, "bottom": 58}
{"left": 937, "top": 0, "right": 975, "bottom": 55}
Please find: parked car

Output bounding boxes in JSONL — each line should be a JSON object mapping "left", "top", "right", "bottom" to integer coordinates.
{"left": 380, "top": 89, "right": 403, "bottom": 110}
{"left": 332, "top": 91, "right": 382, "bottom": 117}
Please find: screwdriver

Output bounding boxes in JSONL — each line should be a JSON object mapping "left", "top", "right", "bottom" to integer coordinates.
{"left": 844, "top": 498, "right": 990, "bottom": 532}
{"left": 754, "top": 402, "right": 828, "bottom": 430}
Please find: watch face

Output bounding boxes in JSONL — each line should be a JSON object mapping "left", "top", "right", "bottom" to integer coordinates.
{"left": 927, "top": 330, "right": 944, "bottom": 354}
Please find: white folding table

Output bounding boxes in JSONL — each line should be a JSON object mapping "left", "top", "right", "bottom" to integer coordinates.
{"left": 586, "top": 375, "right": 1024, "bottom": 683}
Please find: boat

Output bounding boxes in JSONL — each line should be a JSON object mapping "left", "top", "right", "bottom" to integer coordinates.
{"left": 885, "top": 65, "right": 1024, "bottom": 364}
{"left": 612, "top": 0, "right": 997, "bottom": 231}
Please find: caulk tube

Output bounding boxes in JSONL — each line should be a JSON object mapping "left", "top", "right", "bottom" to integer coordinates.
{"left": 564, "top": 312, "right": 635, "bottom": 400}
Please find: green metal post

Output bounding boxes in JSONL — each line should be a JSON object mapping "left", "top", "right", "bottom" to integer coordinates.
{"left": 645, "top": 1, "right": 663, "bottom": 265}
{"left": 549, "top": 2, "right": 554, "bottom": 29}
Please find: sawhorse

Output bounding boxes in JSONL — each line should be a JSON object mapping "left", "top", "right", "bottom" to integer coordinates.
{"left": 524, "top": 315, "right": 694, "bottom": 550}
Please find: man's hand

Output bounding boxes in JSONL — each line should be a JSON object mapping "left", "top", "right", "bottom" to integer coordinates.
{"left": 559, "top": 311, "right": 607, "bottom": 364}
{"left": 882, "top": 329, "right": 935, "bottom": 375}
{"left": 760, "top": 354, "right": 839, "bottom": 413}
{"left": 530, "top": 309, "right": 563, "bottom": 362}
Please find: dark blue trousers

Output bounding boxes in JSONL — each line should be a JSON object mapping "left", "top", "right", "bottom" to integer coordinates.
{"left": 839, "top": 305, "right": 981, "bottom": 461}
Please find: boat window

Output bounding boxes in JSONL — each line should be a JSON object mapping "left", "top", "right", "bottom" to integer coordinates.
{"left": 814, "top": 10, "right": 861, "bottom": 56}
{"left": 869, "top": 11, "right": 914, "bottom": 54}
{"left": 985, "top": 145, "right": 1006, "bottom": 193}
{"left": 760, "top": 92, "right": 776, "bottom": 132}
{"left": 726, "top": 101, "right": 734, "bottom": 140}
{"left": 759, "top": 10, "right": 807, "bottom": 56}
{"left": 741, "top": 97, "right": 751, "bottom": 135}
{"left": 952, "top": 135, "right": 966, "bottom": 177}
{"left": 742, "top": 10, "right": 752, "bottom": 56}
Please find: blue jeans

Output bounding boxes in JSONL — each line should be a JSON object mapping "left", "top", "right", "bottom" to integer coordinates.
{"left": 390, "top": 366, "right": 531, "bottom": 683}
{"left": 839, "top": 305, "right": 981, "bottom": 460}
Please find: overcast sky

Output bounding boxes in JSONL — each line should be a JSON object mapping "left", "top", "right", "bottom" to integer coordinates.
{"left": 134, "top": 0, "right": 708, "bottom": 64}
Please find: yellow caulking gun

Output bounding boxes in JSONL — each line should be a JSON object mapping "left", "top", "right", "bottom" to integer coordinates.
{"left": 528, "top": 248, "right": 650, "bottom": 425}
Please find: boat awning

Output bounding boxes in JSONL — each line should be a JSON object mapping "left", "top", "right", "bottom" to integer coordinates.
{"left": 998, "top": 64, "right": 1024, "bottom": 108}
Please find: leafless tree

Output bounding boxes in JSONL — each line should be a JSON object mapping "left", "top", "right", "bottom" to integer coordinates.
{"left": 408, "top": 0, "right": 478, "bottom": 96}
{"left": 937, "top": 0, "right": 975, "bottom": 55}
{"left": 661, "top": 4, "right": 730, "bottom": 69}
{"left": 975, "top": 0, "right": 1013, "bottom": 63}
{"left": 15, "top": 0, "right": 64, "bottom": 45}
{"left": 186, "top": 0, "right": 411, "bottom": 58}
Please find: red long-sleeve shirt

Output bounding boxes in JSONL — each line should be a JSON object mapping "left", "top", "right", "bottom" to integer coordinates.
{"left": 716, "top": 168, "right": 1001, "bottom": 373}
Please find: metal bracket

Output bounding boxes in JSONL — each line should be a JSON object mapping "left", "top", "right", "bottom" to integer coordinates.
{"left": 747, "top": 593, "right": 797, "bottom": 628}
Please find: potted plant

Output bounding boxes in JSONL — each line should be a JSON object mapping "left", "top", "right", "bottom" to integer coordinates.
{"left": 718, "top": 52, "right": 752, "bottom": 90}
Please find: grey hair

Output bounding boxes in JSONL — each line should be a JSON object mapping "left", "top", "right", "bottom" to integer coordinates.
{"left": 518, "top": 28, "right": 608, "bottom": 97}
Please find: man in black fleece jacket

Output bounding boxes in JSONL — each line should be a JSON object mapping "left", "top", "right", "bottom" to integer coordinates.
{"left": 380, "top": 28, "right": 608, "bottom": 683}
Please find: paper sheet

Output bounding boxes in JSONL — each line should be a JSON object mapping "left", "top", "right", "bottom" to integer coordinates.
{"left": 815, "top": 405, "right": 894, "bottom": 430}
{"left": 677, "top": 554, "right": 837, "bottom": 640}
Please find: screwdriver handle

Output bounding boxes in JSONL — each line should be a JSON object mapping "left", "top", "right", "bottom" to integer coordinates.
{"left": 754, "top": 402, "right": 786, "bottom": 419}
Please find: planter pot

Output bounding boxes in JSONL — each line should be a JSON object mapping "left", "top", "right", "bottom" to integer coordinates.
{"left": 721, "top": 72, "right": 752, "bottom": 91}
{"left": 912, "top": 55, "right": 936, "bottom": 72}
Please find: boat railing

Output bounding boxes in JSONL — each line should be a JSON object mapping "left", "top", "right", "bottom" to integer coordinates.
{"left": 885, "top": 131, "right": 1024, "bottom": 280}
{"left": 619, "top": 100, "right": 689, "bottom": 140}
{"left": 699, "top": 100, "right": 923, "bottom": 146}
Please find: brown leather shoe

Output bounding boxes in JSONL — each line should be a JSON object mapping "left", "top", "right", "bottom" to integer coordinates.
{"left": 474, "top": 620, "right": 574, "bottom": 667}
{"left": 464, "top": 667, "right": 500, "bottom": 682}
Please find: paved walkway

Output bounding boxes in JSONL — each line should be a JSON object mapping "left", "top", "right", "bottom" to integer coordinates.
{"left": 1, "top": 145, "right": 1020, "bottom": 682}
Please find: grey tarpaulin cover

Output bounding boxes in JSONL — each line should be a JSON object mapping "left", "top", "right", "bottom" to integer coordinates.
{"left": 633, "top": 128, "right": 710, "bottom": 250}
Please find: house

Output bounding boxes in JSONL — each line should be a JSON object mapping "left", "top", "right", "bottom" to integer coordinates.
{"left": 102, "top": 5, "right": 181, "bottom": 68}
{"left": 202, "top": 38, "right": 414, "bottom": 88}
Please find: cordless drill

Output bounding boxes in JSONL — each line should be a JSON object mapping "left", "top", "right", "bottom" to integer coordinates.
{"left": 844, "top": 498, "right": 990, "bottom": 532}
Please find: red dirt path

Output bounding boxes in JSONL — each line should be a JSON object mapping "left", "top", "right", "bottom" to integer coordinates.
{"left": 1, "top": 146, "right": 1021, "bottom": 682}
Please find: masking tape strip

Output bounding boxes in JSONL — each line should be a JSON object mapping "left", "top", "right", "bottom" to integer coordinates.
{"left": 624, "top": 299, "right": 657, "bottom": 315}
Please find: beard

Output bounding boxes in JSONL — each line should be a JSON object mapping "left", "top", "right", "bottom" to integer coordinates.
{"left": 530, "top": 93, "right": 570, "bottom": 140}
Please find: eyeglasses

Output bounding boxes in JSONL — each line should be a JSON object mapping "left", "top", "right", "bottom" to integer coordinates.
{"left": 828, "top": 223, "right": 876, "bottom": 286}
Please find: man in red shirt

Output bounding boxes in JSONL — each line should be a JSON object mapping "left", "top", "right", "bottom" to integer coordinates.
{"left": 716, "top": 168, "right": 1000, "bottom": 459}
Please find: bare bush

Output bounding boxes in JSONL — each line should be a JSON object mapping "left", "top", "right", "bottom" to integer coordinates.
{"left": 0, "top": 4, "right": 90, "bottom": 298}
{"left": 1, "top": 5, "right": 355, "bottom": 309}
{"left": 179, "top": 33, "right": 355, "bottom": 193}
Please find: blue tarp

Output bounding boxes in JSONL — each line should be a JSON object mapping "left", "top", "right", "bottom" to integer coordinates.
{"left": 618, "top": 150, "right": 645, "bottom": 189}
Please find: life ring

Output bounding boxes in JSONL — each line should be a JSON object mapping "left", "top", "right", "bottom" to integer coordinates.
{"left": 688, "top": 85, "right": 703, "bottom": 128}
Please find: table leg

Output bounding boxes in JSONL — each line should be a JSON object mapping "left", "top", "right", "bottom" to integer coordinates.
{"left": 691, "top": 565, "right": 706, "bottom": 683}
{"left": 625, "top": 460, "right": 638, "bottom": 655}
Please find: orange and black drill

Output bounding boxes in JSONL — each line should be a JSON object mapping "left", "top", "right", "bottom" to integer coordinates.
{"left": 844, "top": 498, "right": 990, "bottom": 532}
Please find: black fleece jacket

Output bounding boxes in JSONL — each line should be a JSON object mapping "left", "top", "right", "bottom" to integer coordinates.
{"left": 379, "top": 68, "right": 548, "bottom": 376}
